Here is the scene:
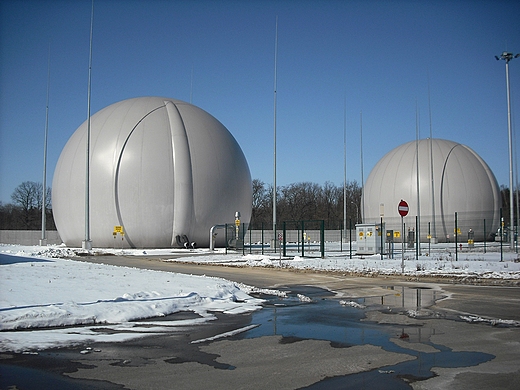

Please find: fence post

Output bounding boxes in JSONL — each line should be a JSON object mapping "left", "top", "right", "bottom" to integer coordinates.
{"left": 242, "top": 223, "right": 246, "bottom": 256}
{"left": 225, "top": 223, "right": 228, "bottom": 255}
{"left": 340, "top": 223, "right": 343, "bottom": 253}
{"left": 320, "top": 220, "right": 325, "bottom": 258}
{"left": 283, "top": 221, "right": 287, "bottom": 258}
{"left": 483, "top": 218, "right": 486, "bottom": 254}
{"left": 349, "top": 218, "right": 352, "bottom": 259}
{"left": 381, "top": 216, "right": 384, "bottom": 260}
{"left": 500, "top": 208, "right": 503, "bottom": 262}
{"left": 297, "top": 225, "right": 300, "bottom": 253}
{"left": 428, "top": 221, "right": 431, "bottom": 256}
{"left": 261, "top": 222, "right": 264, "bottom": 255}
{"left": 455, "top": 212, "right": 458, "bottom": 261}
{"left": 301, "top": 221, "right": 305, "bottom": 257}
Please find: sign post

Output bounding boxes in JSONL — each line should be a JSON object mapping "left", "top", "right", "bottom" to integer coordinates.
{"left": 398, "top": 200, "right": 409, "bottom": 273}
{"left": 113, "top": 225, "right": 124, "bottom": 249}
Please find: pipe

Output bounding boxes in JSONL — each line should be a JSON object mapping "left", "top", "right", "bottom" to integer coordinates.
{"left": 210, "top": 224, "right": 226, "bottom": 251}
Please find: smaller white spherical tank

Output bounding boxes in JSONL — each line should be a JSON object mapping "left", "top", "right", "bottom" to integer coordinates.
{"left": 52, "top": 97, "right": 252, "bottom": 248}
{"left": 362, "top": 139, "right": 500, "bottom": 242}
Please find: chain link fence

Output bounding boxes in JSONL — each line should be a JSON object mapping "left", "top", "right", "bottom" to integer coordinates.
{"left": 361, "top": 210, "right": 501, "bottom": 244}
{"left": 237, "top": 209, "right": 519, "bottom": 257}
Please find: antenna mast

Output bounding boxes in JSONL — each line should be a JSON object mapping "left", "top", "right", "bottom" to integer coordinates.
{"left": 82, "top": 0, "right": 94, "bottom": 250}
{"left": 360, "top": 111, "right": 364, "bottom": 221}
{"left": 343, "top": 91, "right": 347, "bottom": 234}
{"left": 428, "top": 73, "right": 437, "bottom": 243}
{"left": 273, "top": 16, "right": 278, "bottom": 243}
{"left": 40, "top": 45, "right": 51, "bottom": 246}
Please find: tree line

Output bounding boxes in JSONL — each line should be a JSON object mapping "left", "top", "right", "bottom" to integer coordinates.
{"left": 251, "top": 179, "right": 363, "bottom": 229}
{"left": 1, "top": 179, "right": 363, "bottom": 231}
{"left": 0, "top": 181, "right": 55, "bottom": 230}
{"left": 2, "top": 180, "right": 515, "bottom": 231}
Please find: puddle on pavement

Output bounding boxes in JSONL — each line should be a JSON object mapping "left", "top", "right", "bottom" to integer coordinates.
{"left": 0, "top": 364, "right": 123, "bottom": 390}
{"left": 240, "top": 285, "right": 494, "bottom": 389}
{"left": 366, "top": 285, "right": 442, "bottom": 310}
{"left": 1, "top": 285, "right": 494, "bottom": 390}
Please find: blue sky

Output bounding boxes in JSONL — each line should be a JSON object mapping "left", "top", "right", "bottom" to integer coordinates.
{"left": 1, "top": 0, "right": 519, "bottom": 204}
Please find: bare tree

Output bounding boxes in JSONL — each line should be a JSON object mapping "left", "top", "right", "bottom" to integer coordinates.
{"left": 250, "top": 179, "right": 362, "bottom": 229}
{"left": 251, "top": 179, "right": 273, "bottom": 228}
{"left": 346, "top": 180, "right": 362, "bottom": 224}
{"left": 9, "top": 181, "right": 52, "bottom": 229}
{"left": 320, "top": 181, "right": 341, "bottom": 228}
{"left": 279, "top": 182, "right": 321, "bottom": 222}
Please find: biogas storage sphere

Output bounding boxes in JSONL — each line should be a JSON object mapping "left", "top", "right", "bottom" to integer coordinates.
{"left": 52, "top": 97, "right": 252, "bottom": 248}
{"left": 362, "top": 139, "right": 500, "bottom": 242}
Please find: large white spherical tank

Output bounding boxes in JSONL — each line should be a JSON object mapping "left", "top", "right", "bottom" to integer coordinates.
{"left": 52, "top": 97, "right": 252, "bottom": 248}
{"left": 362, "top": 139, "right": 500, "bottom": 242}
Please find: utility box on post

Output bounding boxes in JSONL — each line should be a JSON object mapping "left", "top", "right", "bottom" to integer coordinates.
{"left": 356, "top": 223, "right": 385, "bottom": 255}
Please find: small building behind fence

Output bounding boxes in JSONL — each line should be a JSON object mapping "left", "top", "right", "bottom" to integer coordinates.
{"left": 356, "top": 223, "right": 385, "bottom": 255}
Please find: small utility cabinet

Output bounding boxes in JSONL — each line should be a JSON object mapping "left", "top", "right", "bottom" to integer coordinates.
{"left": 356, "top": 223, "right": 385, "bottom": 255}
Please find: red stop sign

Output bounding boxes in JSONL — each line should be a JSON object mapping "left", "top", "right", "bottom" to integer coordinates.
{"left": 398, "top": 200, "right": 409, "bottom": 217}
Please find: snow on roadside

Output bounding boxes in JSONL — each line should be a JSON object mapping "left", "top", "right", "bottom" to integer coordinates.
{"left": 0, "top": 245, "right": 269, "bottom": 352}
{"left": 190, "top": 324, "right": 260, "bottom": 344}
{"left": 6, "top": 243, "right": 518, "bottom": 281}
{"left": 340, "top": 300, "right": 366, "bottom": 309}
{"left": 459, "top": 315, "right": 520, "bottom": 327}
{"left": 164, "top": 251, "right": 520, "bottom": 280}
{"left": 1, "top": 243, "right": 520, "bottom": 352}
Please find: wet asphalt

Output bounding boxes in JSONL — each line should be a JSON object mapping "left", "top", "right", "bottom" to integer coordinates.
{"left": 1, "top": 255, "right": 519, "bottom": 389}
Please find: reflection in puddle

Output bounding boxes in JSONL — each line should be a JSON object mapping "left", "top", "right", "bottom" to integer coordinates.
{"left": 241, "top": 285, "right": 493, "bottom": 389}
{"left": 364, "top": 285, "right": 443, "bottom": 311}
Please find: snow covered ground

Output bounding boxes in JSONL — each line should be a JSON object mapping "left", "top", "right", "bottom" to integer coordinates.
{"left": 157, "top": 241, "right": 520, "bottom": 280}
{"left": 0, "top": 245, "right": 268, "bottom": 353}
{"left": 1, "top": 242, "right": 519, "bottom": 353}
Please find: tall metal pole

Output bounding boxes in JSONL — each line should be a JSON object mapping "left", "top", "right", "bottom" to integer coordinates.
{"left": 40, "top": 45, "right": 51, "bottom": 247}
{"left": 83, "top": 0, "right": 94, "bottom": 251}
{"left": 428, "top": 72, "right": 437, "bottom": 243}
{"left": 360, "top": 111, "right": 364, "bottom": 222}
{"left": 415, "top": 102, "right": 421, "bottom": 255}
{"left": 506, "top": 54, "right": 514, "bottom": 248}
{"left": 496, "top": 51, "right": 519, "bottom": 249}
{"left": 343, "top": 90, "right": 347, "bottom": 238}
{"left": 513, "top": 127, "right": 520, "bottom": 253}
{"left": 272, "top": 16, "right": 278, "bottom": 248}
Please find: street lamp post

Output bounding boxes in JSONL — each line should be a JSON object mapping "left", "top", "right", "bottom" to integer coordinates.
{"left": 496, "top": 51, "right": 519, "bottom": 249}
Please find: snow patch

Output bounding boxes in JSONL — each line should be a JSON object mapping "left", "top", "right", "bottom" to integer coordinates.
{"left": 339, "top": 300, "right": 366, "bottom": 309}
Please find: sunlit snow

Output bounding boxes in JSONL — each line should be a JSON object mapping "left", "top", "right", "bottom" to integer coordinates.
{"left": 1, "top": 242, "right": 519, "bottom": 353}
